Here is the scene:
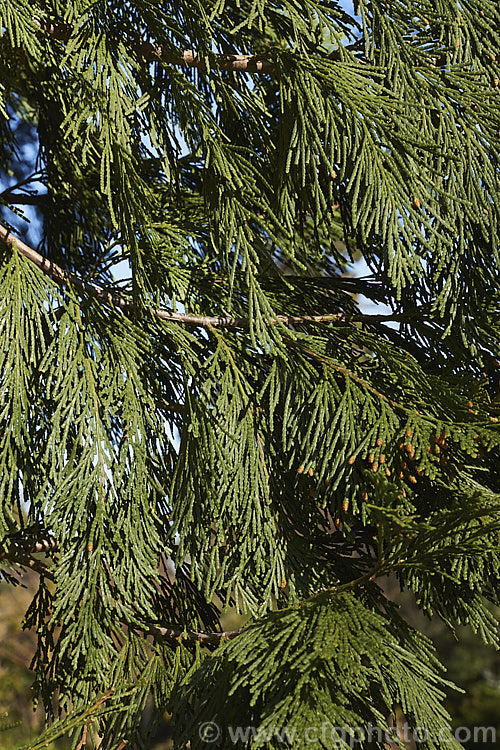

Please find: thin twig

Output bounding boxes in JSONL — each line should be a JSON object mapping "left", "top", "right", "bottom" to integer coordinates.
{"left": 145, "top": 623, "right": 248, "bottom": 644}
{"left": 0, "top": 537, "right": 57, "bottom": 579}
{"left": 0, "top": 194, "right": 46, "bottom": 205}
{"left": 0, "top": 550, "right": 54, "bottom": 580}
{"left": 0, "top": 223, "right": 407, "bottom": 329}
{"left": 18, "top": 537, "right": 58, "bottom": 554}
{"left": 75, "top": 725, "right": 87, "bottom": 750}
{"left": 0, "top": 172, "right": 43, "bottom": 197}
{"left": 148, "top": 563, "right": 387, "bottom": 642}
{"left": 2, "top": 535, "right": 388, "bottom": 642}
{"left": 334, "top": 561, "right": 385, "bottom": 593}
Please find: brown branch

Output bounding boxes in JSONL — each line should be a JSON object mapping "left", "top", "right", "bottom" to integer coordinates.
{"left": 15, "top": 537, "right": 58, "bottom": 554}
{"left": 75, "top": 725, "right": 88, "bottom": 750}
{"left": 0, "top": 537, "right": 57, "bottom": 579}
{"left": 137, "top": 45, "right": 275, "bottom": 74}
{"left": 0, "top": 534, "right": 245, "bottom": 643}
{"left": 3, "top": 535, "right": 386, "bottom": 644}
{"left": 0, "top": 549, "right": 54, "bottom": 580}
{"left": 0, "top": 223, "right": 407, "bottom": 329}
{"left": 146, "top": 562, "right": 388, "bottom": 642}
{"left": 0, "top": 223, "right": 133, "bottom": 310}
{"left": 32, "top": 16, "right": 276, "bottom": 74}
{"left": 144, "top": 623, "right": 248, "bottom": 644}
{"left": 0, "top": 193, "right": 46, "bottom": 205}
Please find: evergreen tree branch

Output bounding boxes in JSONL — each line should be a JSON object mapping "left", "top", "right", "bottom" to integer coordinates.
{"left": 0, "top": 223, "right": 133, "bottom": 310}
{"left": 0, "top": 547, "right": 54, "bottom": 579}
{"left": 0, "top": 193, "right": 46, "bottom": 205}
{"left": 0, "top": 2, "right": 497, "bottom": 742}
{"left": 30, "top": 13, "right": 464, "bottom": 80}
{"left": 32, "top": 16, "right": 276, "bottom": 74}
{"left": 145, "top": 561, "right": 388, "bottom": 643}
{"left": 144, "top": 623, "right": 248, "bottom": 644}
{"left": 19, "top": 537, "right": 58, "bottom": 554}
{"left": 294, "top": 340, "right": 432, "bottom": 422}
{"left": 0, "top": 535, "right": 386, "bottom": 644}
{"left": 0, "top": 536, "right": 245, "bottom": 643}
{"left": 0, "top": 223, "right": 408, "bottom": 328}
{"left": 0, "top": 538, "right": 58, "bottom": 580}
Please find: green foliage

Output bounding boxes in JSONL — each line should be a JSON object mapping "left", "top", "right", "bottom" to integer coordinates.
{"left": 0, "top": 1, "right": 499, "bottom": 748}
{"left": 173, "top": 591, "right": 463, "bottom": 749}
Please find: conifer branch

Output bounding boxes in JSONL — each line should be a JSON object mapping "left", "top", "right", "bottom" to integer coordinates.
{"left": 0, "top": 536, "right": 58, "bottom": 556}
{"left": 0, "top": 223, "right": 133, "bottom": 310}
{"left": 0, "top": 538, "right": 390, "bottom": 644}
{"left": 0, "top": 537, "right": 57, "bottom": 579}
{"left": 0, "top": 223, "right": 407, "bottom": 329}
{"left": 295, "top": 341, "right": 434, "bottom": 423}
{"left": 0, "top": 193, "right": 46, "bottom": 205}
{"left": 0, "top": 537, "right": 244, "bottom": 642}
{"left": 31, "top": 15, "right": 457, "bottom": 78}
{"left": 0, "top": 547, "right": 54, "bottom": 579}
{"left": 146, "top": 562, "right": 387, "bottom": 643}
{"left": 145, "top": 623, "right": 247, "bottom": 644}
{"left": 32, "top": 16, "right": 276, "bottom": 74}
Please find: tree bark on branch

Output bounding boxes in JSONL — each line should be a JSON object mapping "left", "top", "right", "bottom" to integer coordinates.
{"left": 0, "top": 223, "right": 406, "bottom": 329}
{"left": 32, "top": 16, "right": 276, "bottom": 74}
